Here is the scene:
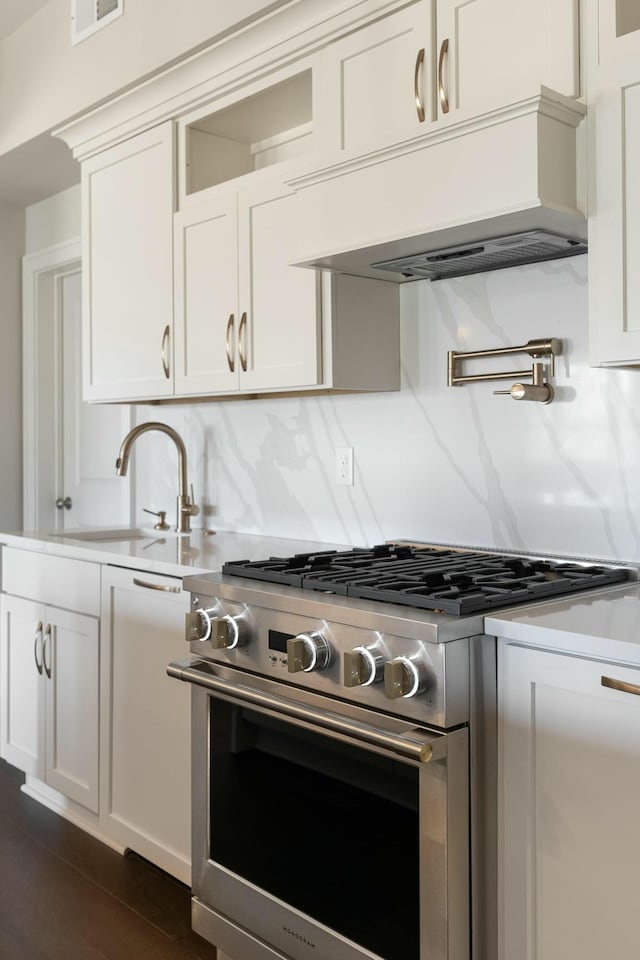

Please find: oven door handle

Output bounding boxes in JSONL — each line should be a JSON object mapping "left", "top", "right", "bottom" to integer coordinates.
{"left": 167, "top": 659, "right": 446, "bottom": 763}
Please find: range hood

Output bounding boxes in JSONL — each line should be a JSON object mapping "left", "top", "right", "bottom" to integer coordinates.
{"left": 287, "top": 88, "right": 587, "bottom": 283}
{"left": 371, "top": 229, "right": 587, "bottom": 281}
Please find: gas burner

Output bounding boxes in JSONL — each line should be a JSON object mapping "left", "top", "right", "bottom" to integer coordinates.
{"left": 222, "top": 544, "right": 628, "bottom": 615}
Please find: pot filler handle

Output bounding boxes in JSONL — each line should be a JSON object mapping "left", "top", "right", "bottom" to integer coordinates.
{"left": 167, "top": 658, "right": 446, "bottom": 765}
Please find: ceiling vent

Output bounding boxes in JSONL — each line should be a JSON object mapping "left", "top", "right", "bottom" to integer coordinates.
{"left": 71, "top": 0, "right": 123, "bottom": 46}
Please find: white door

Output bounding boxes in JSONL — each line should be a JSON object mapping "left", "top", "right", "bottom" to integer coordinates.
{"left": 60, "top": 270, "right": 132, "bottom": 527}
{"left": 24, "top": 248, "right": 132, "bottom": 532}
{"left": 100, "top": 567, "right": 191, "bottom": 883}
{"left": 44, "top": 606, "right": 100, "bottom": 812}
{"left": 238, "top": 183, "right": 321, "bottom": 392}
{"left": 0, "top": 594, "right": 45, "bottom": 777}
{"left": 173, "top": 194, "right": 240, "bottom": 395}
{"left": 499, "top": 641, "right": 640, "bottom": 960}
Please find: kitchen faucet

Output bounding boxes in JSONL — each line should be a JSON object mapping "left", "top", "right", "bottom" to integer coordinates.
{"left": 115, "top": 422, "right": 199, "bottom": 533}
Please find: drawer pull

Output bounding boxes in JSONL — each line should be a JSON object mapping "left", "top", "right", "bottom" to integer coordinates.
{"left": 438, "top": 38, "right": 450, "bottom": 115}
{"left": 33, "top": 621, "right": 43, "bottom": 675}
{"left": 601, "top": 675, "right": 640, "bottom": 697}
{"left": 133, "top": 577, "right": 181, "bottom": 594}
{"left": 414, "top": 47, "right": 426, "bottom": 122}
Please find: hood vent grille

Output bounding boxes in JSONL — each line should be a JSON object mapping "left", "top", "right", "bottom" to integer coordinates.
{"left": 371, "top": 230, "right": 587, "bottom": 281}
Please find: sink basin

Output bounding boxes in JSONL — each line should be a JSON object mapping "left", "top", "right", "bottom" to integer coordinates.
{"left": 49, "top": 527, "right": 156, "bottom": 543}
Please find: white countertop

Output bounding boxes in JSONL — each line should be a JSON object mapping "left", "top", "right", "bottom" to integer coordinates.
{"left": 0, "top": 528, "right": 349, "bottom": 579}
{"left": 486, "top": 582, "right": 640, "bottom": 664}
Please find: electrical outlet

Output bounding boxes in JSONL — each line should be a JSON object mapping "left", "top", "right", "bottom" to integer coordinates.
{"left": 335, "top": 447, "right": 354, "bottom": 486}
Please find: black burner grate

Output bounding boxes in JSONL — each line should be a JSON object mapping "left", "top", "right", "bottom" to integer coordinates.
{"left": 222, "top": 545, "right": 628, "bottom": 616}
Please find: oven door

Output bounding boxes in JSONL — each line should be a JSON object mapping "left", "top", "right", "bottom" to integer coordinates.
{"left": 169, "top": 658, "right": 469, "bottom": 960}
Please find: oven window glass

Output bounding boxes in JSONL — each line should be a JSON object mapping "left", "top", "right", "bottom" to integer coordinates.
{"left": 210, "top": 699, "right": 420, "bottom": 960}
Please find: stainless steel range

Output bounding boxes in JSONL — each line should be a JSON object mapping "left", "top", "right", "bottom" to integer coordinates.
{"left": 169, "top": 544, "right": 627, "bottom": 960}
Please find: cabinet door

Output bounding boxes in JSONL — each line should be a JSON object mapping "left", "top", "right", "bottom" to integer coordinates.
{"left": 173, "top": 194, "right": 240, "bottom": 395}
{"left": 0, "top": 595, "right": 45, "bottom": 777}
{"left": 238, "top": 183, "right": 320, "bottom": 391}
{"left": 82, "top": 122, "right": 175, "bottom": 401}
{"left": 44, "top": 608, "right": 99, "bottom": 813}
{"left": 435, "top": 0, "right": 578, "bottom": 118}
{"left": 499, "top": 642, "right": 640, "bottom": 960}
{"left": 100, "top": 568, "right": 191, "bottom": 884}
{"left": 322, "top": 0, "right": 434, "bottom": 154}
{"left": 589, "top": 25, "right": 640, "bottom": 364}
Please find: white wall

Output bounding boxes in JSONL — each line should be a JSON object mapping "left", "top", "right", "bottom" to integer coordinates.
{"left": 0, "top": 0, "right": 289, "bottom": 157}
{"left": 25, "top": 184, "right": 80, "bottom": 254}
{"left": 0, "top": 205, "right": 25, "bottom": 531}
{"left": 132, "top": 255, "right": 640, "bottom": 565}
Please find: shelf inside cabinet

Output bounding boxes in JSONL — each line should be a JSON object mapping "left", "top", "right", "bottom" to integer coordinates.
{"left": 185, "top": 71, "right": 312, "bottom": 195}
{"left": 617, "top": 0, "right": 640, "bottom": 37}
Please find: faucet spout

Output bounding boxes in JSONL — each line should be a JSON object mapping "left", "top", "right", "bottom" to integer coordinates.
{"left": 115, "top": 422, "right": 198, "bottom": 533}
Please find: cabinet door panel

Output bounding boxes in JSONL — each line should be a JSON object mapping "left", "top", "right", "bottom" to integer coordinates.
{"left": 45, "top": 608, "right": 99, "bottom": 812}
{"left": 589, "top": 50, "right": 640, "bottom": 364}
{"left": 82, "top": 122, "right": 175, "bottom": 401}
{"left": 239, "top": 185, "right": 320, "bottom": 391}
{"left": 436, "top": 0, "right": 578, "bottom": 118}
{"left": 323, "top": 1, "right": 434, "bottom": 153}
{"left": 499, "top": 643, "right": 640, "bottom": 960}
{"left": 101, "top": 568, "right": 191, "bottom": 883}
{"left": 174, "top": 195, "right": 239, "bottom": 395}
{"left": 0, "top": 595, "right": 44, "bottom": 777}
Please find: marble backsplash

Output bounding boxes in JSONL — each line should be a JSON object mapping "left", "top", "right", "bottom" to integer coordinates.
{"left": 133, "top": 255, "right": 640, "bottom": 564}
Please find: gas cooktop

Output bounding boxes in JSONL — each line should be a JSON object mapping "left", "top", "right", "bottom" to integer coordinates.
{"left": 222, "top": 544, "right": 628, "bottom": 615}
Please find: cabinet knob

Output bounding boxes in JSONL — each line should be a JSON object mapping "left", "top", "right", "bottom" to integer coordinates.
{"left": 55, "top": 496, "right": 72, "bottom": 510}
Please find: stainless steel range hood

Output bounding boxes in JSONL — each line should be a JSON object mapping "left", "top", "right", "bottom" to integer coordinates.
{"left": 288, "top": 88, "right": 587, "bottom": 283}
{"left": 371, "top": 229, "right": 587, "bottom": 281}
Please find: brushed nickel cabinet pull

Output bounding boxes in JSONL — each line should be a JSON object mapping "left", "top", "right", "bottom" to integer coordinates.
{"left": 133, "top": 577, "right": 181, "bottom": 594}
{"left": 33, "top": 621, "right": 43, "bottom": 675}
{"left": 602, "top": 675, "right": 640, "bottom": 697}
{"left": 161, "top": 325, "right": 171, "bottom": 379}
{"left": 43, "top": 623, "right": 52, "bottom": 679}
{"left": 238, "top": 312, "right": 248, "bottom": 372}
{"left": 225, "top": 313, "right": 235, "bottom": 373}
{"left": 438, "top": 38, "right": 450, "bottom": 114}
{"left": 414, "top": 47, "right": 426, "bottom": 122}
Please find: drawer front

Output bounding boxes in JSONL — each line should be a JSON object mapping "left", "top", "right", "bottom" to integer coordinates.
{"left": 2, "top": 547, "right": 100, "bottom": 617}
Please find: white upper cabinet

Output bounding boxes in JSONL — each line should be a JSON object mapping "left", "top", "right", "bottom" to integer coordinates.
{"left": 82, "top": 122, "right": 175, "bottom": 401}
{"left": 588, "top": 0, "right": 640, "bottom": 365}
{"left": 321, "top": 1, "right": 435, "bottom": 153}
{"left": 435, "top": 0, "right": 579, "bottom": 119}
{"left": 322, "top": 0, "right": 579, "bottom": 158}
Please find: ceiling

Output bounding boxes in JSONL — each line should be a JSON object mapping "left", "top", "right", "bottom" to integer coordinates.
{"left": 0, "top": 0, "right": 51, "bottom": 40}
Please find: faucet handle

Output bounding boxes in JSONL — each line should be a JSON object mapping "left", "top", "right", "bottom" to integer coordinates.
{"left": 182, "top": 484, "right": 200, "bottom": 518}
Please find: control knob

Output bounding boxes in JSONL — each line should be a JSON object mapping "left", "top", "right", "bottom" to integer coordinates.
{"left": 384, "top": 656, "right": 430, "bottom": 700}
{"left": 185, "top": 608, "right": 248, "bottom": 649}
{"left": 343, "top": 645, "right": 385, "bottom": 687}
{"left": 287, "top": 632, "right": 331, "bottom": 673}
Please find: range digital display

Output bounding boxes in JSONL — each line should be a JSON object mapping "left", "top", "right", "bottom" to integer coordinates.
{"left": 268, "top": 630, "right": 293, "bottom": 653}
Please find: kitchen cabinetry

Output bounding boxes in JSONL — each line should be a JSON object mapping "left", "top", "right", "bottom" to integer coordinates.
{"left": 588, "top": 0, "right": 640, "bottom": 364}
{"left": 322, "top": 0, "right": 579, "bottom": 156}
{"left": 0, "top": 550, "right": 100, "bottom": 813}
{"left": 499, "top": 641, "right": 640, "bottom": 960}
{"left": 100, "top": 567, "right": 191, "bottom": 884}
{"left": 82, "top": 122, "right": 175, "bottom": 401}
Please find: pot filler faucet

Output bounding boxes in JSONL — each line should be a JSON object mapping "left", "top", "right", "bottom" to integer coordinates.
{"left": 115, "top": 422, "right": 199, "bottom": 534}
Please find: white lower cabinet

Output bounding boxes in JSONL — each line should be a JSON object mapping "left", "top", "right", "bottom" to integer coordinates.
{"left": 499, "top": 641, "right": 640, "bottom": 960}
{"left": 0, "top": 593, "right": 100, "bottom": 813}
{"left": 100, "top": 567, "right": 191, "bottom": 884}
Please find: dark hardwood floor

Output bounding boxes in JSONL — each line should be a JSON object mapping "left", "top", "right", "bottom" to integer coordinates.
{"left": 0, "top": 759, "right": 217, "bottom": 960}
